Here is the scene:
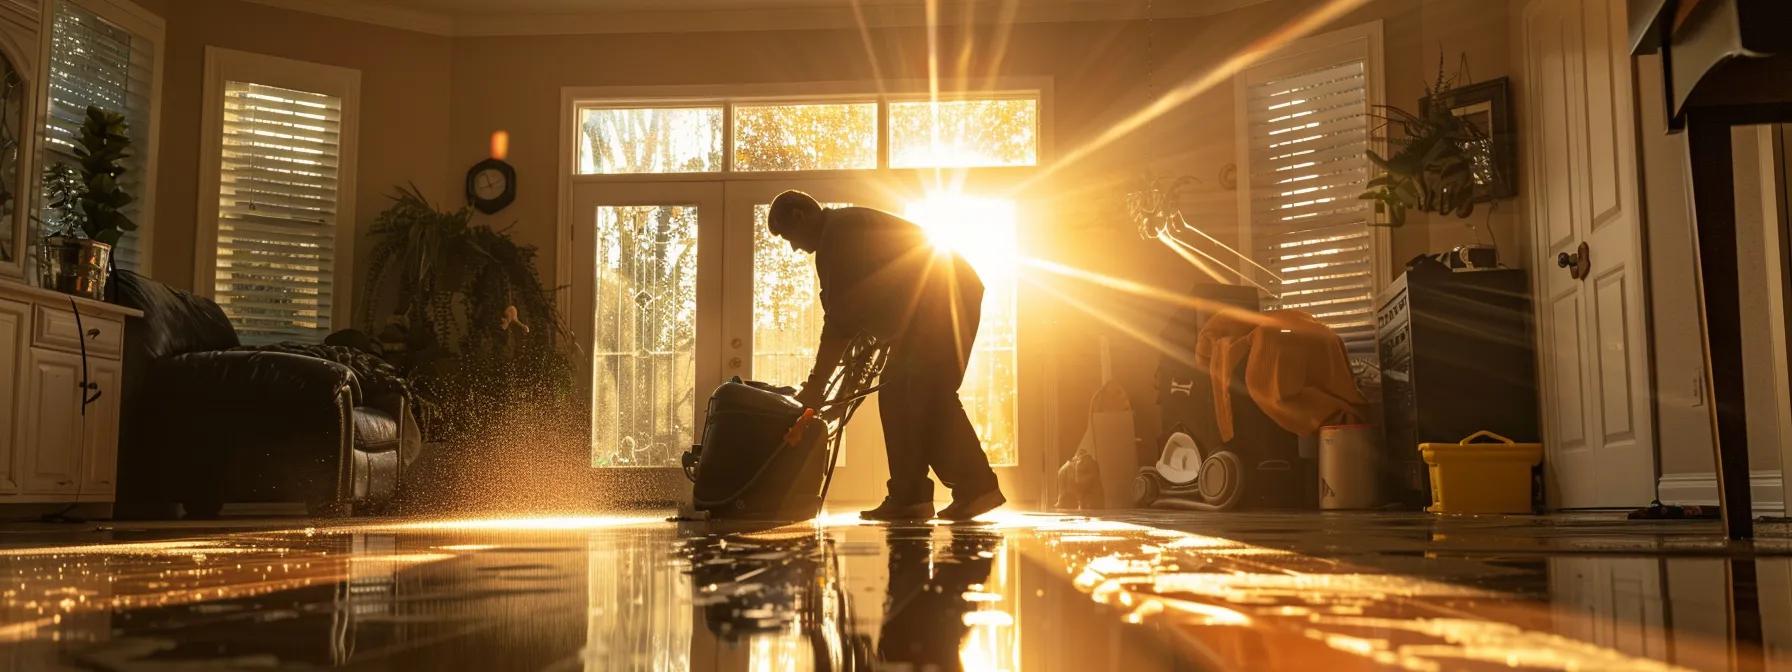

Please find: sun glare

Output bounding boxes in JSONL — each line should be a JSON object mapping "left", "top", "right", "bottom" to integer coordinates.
{"left": 905, "top": 192, "right": 1020, "bottom": 277}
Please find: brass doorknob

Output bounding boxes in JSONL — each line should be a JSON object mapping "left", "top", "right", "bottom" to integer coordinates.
{"left": 1557, "top": 241, "right": 1591, "bottom": 280}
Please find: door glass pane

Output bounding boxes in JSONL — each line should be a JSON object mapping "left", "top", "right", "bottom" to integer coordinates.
{"left": 733, "top": 102, "right": 876, "bottom": 172}
{"left": 591, "top": 205, "right": 700, "bottom": 467}
{"left": 889, "top": 98, "right": 1038, "bottom": 169}
{"left": 751, "top": 202, "right": 851, "bottom": 389}
{"left": 904, "top": 195, "right": 1020, "bottom": 467}
{"left": 578, "top": 107, "right": 723, "bottom": 174}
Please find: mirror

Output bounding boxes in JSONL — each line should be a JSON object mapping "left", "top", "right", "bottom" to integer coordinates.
{"left": 0, "top": 49, "right": 19, "bottom": 265}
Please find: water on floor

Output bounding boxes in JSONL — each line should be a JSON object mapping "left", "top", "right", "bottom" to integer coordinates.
{"left": 0, "top": 511, "right": 1781, "bottom": 670}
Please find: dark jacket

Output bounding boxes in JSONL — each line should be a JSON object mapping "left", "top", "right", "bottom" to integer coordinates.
{"left": 815, "top": 206, "right": 984, "bottom": 342}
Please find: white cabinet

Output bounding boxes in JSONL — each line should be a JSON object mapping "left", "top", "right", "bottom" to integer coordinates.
{"left": 21, "top": 348, "right": 82, "bottom": 493}
{"left": 80, "top": 357, "right": 120, "bottom": 494}
{"left": 0, "top": 281, "right": 138, "bottom": 504}
{"left": 0, "top": 0, "right": 38, "bottom": 281}
{"left": 0, "top": 297, "right": 24, "bottom": 494}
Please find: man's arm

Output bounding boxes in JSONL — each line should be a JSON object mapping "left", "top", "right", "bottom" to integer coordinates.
{"left": 798, "top": 221, "right": 850, "bottom": 408}
{"left": 797, "top": 321, "right": 851, "bottom": 408}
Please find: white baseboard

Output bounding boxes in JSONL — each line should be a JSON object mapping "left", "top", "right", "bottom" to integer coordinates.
{"left": 1656, "top": 470, "right": 1785, "bottom": 514}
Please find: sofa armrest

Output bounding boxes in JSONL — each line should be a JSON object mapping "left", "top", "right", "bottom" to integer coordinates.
{"left": 154, "top": 351, "right": 363, "bottom": 407}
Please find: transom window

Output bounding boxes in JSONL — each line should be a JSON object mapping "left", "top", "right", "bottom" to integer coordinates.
{"left": 574, "top": 94, "right": 1040, "bottom": 175}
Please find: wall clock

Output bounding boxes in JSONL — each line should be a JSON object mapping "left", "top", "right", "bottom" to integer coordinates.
{"left": 466, "top": 158, "right": 516, "bottom": 215}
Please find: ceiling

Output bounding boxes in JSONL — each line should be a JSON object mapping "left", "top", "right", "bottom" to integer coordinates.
{"left": 370, "top": 0, "right": 956, "bottom": 14}
{"left": 244, "top": 0, "right": 1276, "bottom": 37}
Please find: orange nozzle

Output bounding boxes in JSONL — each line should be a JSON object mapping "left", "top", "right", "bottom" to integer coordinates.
{"left": 784, "top": 408, "right": 817, "bottom": 446}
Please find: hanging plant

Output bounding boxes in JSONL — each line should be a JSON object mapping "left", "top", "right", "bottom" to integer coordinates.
{"left": 1359, "top": 60, "right": 1493, "bottom": 227}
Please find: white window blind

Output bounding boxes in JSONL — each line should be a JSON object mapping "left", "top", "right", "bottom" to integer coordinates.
{"left": 1244, "top": 58, "right": 1377, "bottom": 360}
{"left": 43, "top": 0, "right": 154, "bottom": 271}
{"left": 211, "top": 80, "right": 343, "bottom": 345}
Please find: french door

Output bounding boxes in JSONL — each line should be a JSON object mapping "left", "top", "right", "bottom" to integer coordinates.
{"left": 572, "top": 178, "right": 1041, "bottom": 506}
{"left": 570, "top": 182, "right": 724, "bottom": 495}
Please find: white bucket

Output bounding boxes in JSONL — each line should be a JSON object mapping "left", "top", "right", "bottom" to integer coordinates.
{"left": 1319, "top": 424, "right": 1380, "bottom": 510}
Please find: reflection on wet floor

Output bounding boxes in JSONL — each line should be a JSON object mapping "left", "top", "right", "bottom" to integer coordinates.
{"left": 0, "top": 511, "right": 1781, "bottom": 670}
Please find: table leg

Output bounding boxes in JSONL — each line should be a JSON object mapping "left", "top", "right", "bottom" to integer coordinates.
{"left": 1685, "top": 118, "right": 1753, "bottom": 540}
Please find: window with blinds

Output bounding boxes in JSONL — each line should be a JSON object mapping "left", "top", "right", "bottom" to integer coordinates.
{"left": 1244, "top": 57, "right": 1378, "bottom": 361}
{"left": 211, "top": 81, "right": 343, "bottom": 345}
{"left": 43, "top": 0, "right": 155, "bottom": 271}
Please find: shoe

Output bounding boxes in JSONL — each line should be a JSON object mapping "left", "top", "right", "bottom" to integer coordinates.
{"left": 938, "top": 487, "right": 1005, "bottom": 522}
{"left": 860, "top": 499, "right": 936, "bottom": 522}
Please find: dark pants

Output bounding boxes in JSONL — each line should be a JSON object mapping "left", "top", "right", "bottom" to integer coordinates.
{"left": 878, "top": 292, "right": 999, "bottom": 503}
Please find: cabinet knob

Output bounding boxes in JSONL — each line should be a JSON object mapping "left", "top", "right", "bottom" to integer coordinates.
{"left": 86, "top": 328, "right": 100, "bottom": 339}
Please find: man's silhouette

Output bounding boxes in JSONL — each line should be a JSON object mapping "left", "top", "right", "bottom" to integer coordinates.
{"left": 767, "top": 190, "right": 1005, "bottom": 522}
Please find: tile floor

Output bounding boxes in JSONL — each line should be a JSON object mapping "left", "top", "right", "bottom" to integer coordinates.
{"left": 0, "top": 510, "right": 1784, "bottom": 670}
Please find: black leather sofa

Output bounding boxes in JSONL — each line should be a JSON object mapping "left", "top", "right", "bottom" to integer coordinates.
{"left": 111, "top": 271, "right": 419, "bottom": 518}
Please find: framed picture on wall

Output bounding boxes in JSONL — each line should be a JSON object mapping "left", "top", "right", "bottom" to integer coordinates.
{"left": 1426, "top": 77, "right": 1515, "bottom": 201}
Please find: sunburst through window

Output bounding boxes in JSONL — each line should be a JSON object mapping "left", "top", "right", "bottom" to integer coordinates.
{"left": 904, "top": 193, "right": 1020, "bottom": 467}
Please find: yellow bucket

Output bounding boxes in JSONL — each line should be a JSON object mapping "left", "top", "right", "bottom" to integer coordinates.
{"left": 1419, "top": 431, "right": 1542, "bottom": 514}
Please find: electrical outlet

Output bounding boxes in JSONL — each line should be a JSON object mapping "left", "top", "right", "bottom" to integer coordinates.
{"left": 1691, "top": 372, "right": 1705, "bottom": 407}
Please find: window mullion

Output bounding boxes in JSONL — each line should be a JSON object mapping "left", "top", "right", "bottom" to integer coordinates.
{"left": 722, "top": 101, "right": 735, "bottom": 173}
{"left": 877, "top": 96, "right": 890, "bottom": 170}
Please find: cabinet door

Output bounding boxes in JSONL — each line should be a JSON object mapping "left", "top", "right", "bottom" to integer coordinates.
{"left": 0, "top": 297, "right": 24, "bottom": 493}
{"left": 20, "top": 348, "right": 83, "bottom": 494}
{"left": 79, "top": 357, "right": 120, "bottom": 495}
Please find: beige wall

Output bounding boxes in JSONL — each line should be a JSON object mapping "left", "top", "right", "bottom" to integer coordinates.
{"left": 1633, "top": 53, "right": 1718, "bottom": 478}
{"left": 1634, "top": 52, "right": 1791, "bottom": 484}
{"left": 135, "top": 0, "right": 456, "bottom": 309}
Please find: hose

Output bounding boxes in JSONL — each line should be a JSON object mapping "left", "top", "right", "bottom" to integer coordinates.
{"left": 813, "top": 334, "right": 889, "bottom": 503}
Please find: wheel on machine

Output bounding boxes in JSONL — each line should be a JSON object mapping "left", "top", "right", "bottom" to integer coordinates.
{"left": 1197, "top": 450, "right": 1244, "bottom": 510}
{"left": 1131, "top": 471, "right": 1160, "bottom": 507}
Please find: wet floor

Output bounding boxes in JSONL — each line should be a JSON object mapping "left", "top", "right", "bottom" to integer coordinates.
{"left": 0, "top": 511, "right": 1784, "bottom": 670}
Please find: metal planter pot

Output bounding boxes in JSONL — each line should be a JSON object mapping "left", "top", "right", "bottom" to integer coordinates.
{"left": 37, "top": 235, "right": 112, "bottom": 301}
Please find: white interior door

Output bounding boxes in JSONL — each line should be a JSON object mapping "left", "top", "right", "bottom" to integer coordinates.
{"left": 569, "top": 182, "right": 724, "bottom": 502}
{"left": 1520, "top": 0, "right": 1656, "bottom": 507}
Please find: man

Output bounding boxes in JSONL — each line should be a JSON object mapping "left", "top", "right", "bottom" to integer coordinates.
{"left": 767, "top": 190, "right": 1005, "bottom": 522}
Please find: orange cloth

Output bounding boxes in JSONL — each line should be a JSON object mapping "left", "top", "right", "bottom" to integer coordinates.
{"left": 1195, "top": 309, "right": 1367, "bottom": 441}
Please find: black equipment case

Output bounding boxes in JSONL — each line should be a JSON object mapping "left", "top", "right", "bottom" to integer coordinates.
{"left": 683, "top": 335, "right": 890, "bottom": 521}
{"left": 684, "top": 379, "right": 829, "bottom": 519}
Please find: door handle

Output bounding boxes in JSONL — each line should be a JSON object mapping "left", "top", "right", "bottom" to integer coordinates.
{"left": 1556, "top": 241, "right": 1591, "bottom": 280}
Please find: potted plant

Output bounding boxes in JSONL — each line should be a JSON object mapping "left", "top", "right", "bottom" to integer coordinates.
{"left": 1359, "top": 61, "right": 1499, "bottom": 227}
{"left": 358, "top": 184, "right": 577, "bottom": 440}
{"left": 38, "top": 105, "right": 134, "bottom": 300}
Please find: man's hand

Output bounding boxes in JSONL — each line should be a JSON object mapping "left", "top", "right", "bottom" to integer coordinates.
{"left": 794, "top": 384, "right": 824, "bottom": 409}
